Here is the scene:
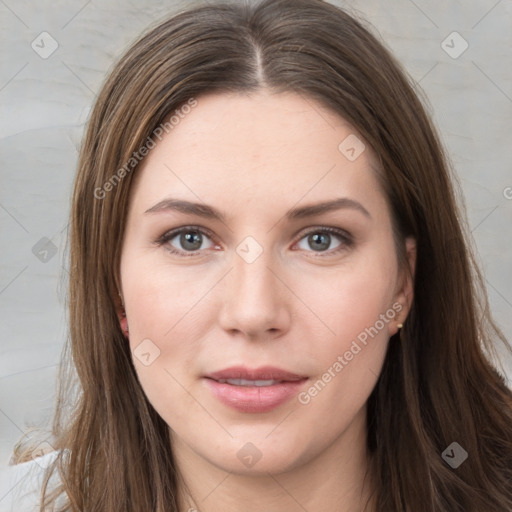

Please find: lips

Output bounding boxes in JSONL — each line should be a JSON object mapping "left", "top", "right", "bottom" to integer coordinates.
{"left": 207, "top": 366, "right": 306, "bottom": 382}
{"left": 204, "top": 366, "right": 308, "bottom": 413}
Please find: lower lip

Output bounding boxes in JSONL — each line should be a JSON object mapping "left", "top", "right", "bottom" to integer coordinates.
{"left": 204, "top": 378, "right": 308, "bottom": 413}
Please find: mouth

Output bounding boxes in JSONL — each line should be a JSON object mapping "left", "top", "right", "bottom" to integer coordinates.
{"left": 215, "top": 378, "right": 286, "bottom": 387}
{"left": 204, "top": 366, "right": 308, "bottom": 413}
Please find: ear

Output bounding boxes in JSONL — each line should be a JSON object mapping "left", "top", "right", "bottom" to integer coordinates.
{"left": 390, "top": 237, "right": 416, "bottom": 335}
{"left": 117, "top": 293, "right": 129, "bottom": 338}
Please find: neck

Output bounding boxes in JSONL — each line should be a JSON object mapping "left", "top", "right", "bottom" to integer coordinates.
{"left": 173, "top": 407, "right": 375, "bottom": 512}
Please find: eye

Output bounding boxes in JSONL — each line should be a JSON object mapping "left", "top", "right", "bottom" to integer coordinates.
{"left": 156, "top": 227, "right": 216, "bottom": 256}
{"left": 295, "top": 227, "right": 352, "bottom": 255}
{"left": 155, "top": 225, "right": 353, "bottom": 257}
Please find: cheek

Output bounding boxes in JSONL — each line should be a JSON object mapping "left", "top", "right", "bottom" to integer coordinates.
{"left": 290, "top": 247, "right": 397, "bottom": 403}
{"left": 120, "top": 255, "right": 220, "bottom": 411}
{"left": 295, "top": 251, "right": 397, "bottom": 351}
{"left": 124, "top": 275, "right": 206, "bottom": 371}
{"left": 123, "top": 254, "right": 216, "bottom": 340}
{"left": 292, "top": 295, "right": 392, "bottom": 436}
{"left": 302, "top": 291, "right": 390, "bottom": 381}
{"left": 124, "top": 288, "right": 204, "bottom": 425}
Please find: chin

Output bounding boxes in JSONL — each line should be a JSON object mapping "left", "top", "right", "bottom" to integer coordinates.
{"left": 196, "top": 431, "right": 316, "bottom": 476}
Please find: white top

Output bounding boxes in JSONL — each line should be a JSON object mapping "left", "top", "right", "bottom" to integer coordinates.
{"left": 0, "top": 451, "right": 60, "bottom": 512}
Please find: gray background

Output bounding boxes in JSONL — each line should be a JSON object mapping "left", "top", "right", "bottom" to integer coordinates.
{"left": 1, "top": 0, "right": 511, "bottom": 475}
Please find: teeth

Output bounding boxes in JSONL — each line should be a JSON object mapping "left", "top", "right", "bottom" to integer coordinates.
{"left": 218, "top": 378, "right": 279, "bottom": 387}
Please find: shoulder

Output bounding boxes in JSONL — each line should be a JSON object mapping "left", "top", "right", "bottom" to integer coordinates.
{"left": 0, "top": 450, "right": 60, "bottom": 511}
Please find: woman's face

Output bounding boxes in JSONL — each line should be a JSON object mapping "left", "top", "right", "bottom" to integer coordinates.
{"left": 120, "top": 91, "right": 415, "bottom": 475}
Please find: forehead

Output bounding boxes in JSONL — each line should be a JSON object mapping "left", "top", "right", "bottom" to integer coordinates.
{"left": 129, "top": 91, "right": 388, "bottom": 221}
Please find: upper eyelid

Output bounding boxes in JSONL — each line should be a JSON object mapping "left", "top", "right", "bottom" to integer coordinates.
{"left": 298, "top": 225, "right": 351, "bottom": 239}
{"left": 159, "top": 225, "right": 216, "bottom": 241}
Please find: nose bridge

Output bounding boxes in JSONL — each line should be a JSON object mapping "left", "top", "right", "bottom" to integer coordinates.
{"left": 232, "top": 245, "right": 278, "bottom": 308}
{"left": 218, "top": 240, "right": 290, "bottom": 336}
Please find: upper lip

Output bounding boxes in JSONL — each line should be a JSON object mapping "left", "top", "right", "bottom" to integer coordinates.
{"left": 205, "top": 366, "right": 307, "bottom": 382}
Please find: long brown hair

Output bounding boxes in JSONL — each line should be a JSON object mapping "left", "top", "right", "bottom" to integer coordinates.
{"left": 23, "top": 0, "right": 512, "bottom": 510}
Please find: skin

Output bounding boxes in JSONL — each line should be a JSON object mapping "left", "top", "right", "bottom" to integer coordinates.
{"left": 119, "top": 91, "right": 416, "bottom": 512}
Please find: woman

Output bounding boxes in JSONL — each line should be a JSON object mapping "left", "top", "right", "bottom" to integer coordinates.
{"left": 9, "top": 0, "right": 512, "bottom": 510}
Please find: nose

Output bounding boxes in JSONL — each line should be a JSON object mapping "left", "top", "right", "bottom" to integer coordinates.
{"left": 217, "top": 249, "right": 292, "bottom": 341}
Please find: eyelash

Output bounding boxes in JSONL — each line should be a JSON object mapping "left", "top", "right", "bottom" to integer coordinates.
{"left": 155, "top": 225, "right": 354, "bottom": 258}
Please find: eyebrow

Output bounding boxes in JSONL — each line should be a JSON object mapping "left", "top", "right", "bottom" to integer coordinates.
{"left": 144, "top": 197, "right": 371, "bottom": 221}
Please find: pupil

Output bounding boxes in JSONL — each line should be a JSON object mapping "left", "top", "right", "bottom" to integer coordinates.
{"left": 181, "top": 232, "right": 202, "bottom": 251}
{"left": 309, "top": 233, "right": 330, "bottom": 251}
